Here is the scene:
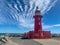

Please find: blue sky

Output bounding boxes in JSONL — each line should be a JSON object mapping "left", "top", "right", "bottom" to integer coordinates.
{"left": 0, "top": 0, "right": 60, "bottom": 33}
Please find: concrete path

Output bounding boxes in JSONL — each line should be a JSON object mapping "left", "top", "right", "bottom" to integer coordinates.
{"left": 11, "top": 37, "right": 42, "bottom": 45}
{"left": 1, "top": 37, "right": 60, "bottom": 45}
{"left": 4, "top": 37, "right": 18, "bottom": 45}
{"left": 5, "top": 37, "right": 42, "bottom": 45}
{"left": 33, "top": 39, "right": 60, "bottom": 45}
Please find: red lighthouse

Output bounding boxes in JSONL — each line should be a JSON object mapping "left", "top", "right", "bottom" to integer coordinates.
{"left": 22, "top": 7, "right": 51, "bottom": 39}
{"left": 34, "top": 7, "right": 42, "bottom": 33}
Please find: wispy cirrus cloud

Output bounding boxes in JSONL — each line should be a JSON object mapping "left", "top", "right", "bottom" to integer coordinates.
{"left": 16, "top": 0, "right": 57, "bottom": 28}
{"left": 0, "top": 0, "right": 58, "bottom": 29}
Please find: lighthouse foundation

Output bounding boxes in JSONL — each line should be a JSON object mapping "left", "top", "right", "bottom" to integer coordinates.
{"left": 22, "top": 31, "right": 51, "bottom": 39}
{"left": 28, "top": 31, "right": 51, "bottom": 39}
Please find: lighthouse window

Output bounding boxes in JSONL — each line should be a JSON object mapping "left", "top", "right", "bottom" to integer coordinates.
{"left": 39, "top": 22, "right": 40, "bottom": 25}
{"left": 38, "top": 18, "right": 40, "bottom": 20}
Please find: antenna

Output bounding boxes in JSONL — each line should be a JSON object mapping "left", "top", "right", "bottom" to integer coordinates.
{"left": 36, "top": 6, "right": 38, "bottom": 10}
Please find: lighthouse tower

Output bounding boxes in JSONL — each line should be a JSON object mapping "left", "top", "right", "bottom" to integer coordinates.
{"left": 32, "top": 7, "right": 44, "bottom": 38}
{"left": 34, "top": 7, "right": 42, "bottom": 33}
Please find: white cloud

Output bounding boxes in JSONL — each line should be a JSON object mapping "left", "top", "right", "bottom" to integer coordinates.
{"left": 2, "top": 0, "right": 57, "bottom": 28}
{"left": 14, "top": 4, "right": 19, "bottom": 11}
{"left": 19, "top": 16, "right": 34, "bottom": 28}
{"left": 18, "top": 0, "right": 57, "bottom": 28}
{"left": 46, "top": 0, "right": 57, "bottom": 12}
{"left": 53, "top": 24, "right": 60, "bottom": 26}
{"left": 43, "top": 24, "right": 60, "bottom": 29}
